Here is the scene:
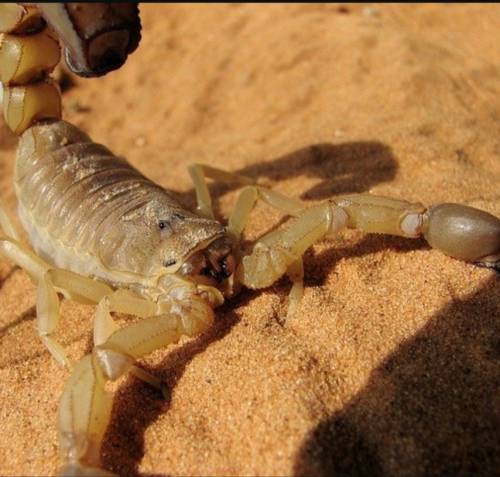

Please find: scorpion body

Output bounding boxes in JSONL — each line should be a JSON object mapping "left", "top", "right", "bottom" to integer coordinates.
{"left": 14, "top": 119, "right": 239, "bottom": 475}
{"left": 15, "top": 120, "right": 226, "bottom": 295}
{"left": 0, "top": 3, "right": 499, "bottom": 476}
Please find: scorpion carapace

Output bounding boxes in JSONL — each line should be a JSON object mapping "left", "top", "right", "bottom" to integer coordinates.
{"left": 0, "top": 3, "right": 499, "bottom": 476}
{"left": 16, "top": 120, "right": 230, "bottom": 289}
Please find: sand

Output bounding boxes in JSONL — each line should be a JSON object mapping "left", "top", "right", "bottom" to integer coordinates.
{"left": 0, "top": 4, "right": 499, "bottom": 476}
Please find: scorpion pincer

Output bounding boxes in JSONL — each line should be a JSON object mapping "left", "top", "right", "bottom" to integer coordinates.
{"left": 0, "top": 3, "right": 499, "bottom": 476}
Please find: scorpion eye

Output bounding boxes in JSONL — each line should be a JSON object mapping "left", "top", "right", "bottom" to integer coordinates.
{"left": 158, "top": 220, "right": 169, "bottom": 230}
{"left": 164, "top": 259, "right": 177, "bottom": 267}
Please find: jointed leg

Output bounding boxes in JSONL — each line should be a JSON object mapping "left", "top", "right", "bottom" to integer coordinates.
{"left": 188, "top": 163, "right": 313, "bottom": 308}
{"left": 185, "top": 175, "right": 325, "bottom": 312}
{"left": 0, "top": 236, "right": 76, "bottom": 367}
{"left": 58, "top": 355, "right": 115, "bottom": 477}
{"left": 0, "top": 197, "right": 23, "bottom": 242}
{"left": 1, "top": 198, "right": 112, "bottom": 367}
{"left": 38, "top": 269, "right": 116, "bottom": 368}
{"left": 37, "top": 271, "right": 72, "bottom": 368}
{"left": 188, "top": 163, "right": 255, "bottom": 219}
{"left": 188, "top": 164, "right": 318, "bottom": 309}
{"left": 0, "top": 235, "right": 49, "bottom": 282}
{"left": 0, "top": 233, "right": 116, "bottom": 368}
{"left": 227, "top": 185, "right": 305, "bottom": 241}
{"left": 286, "top": 258, "right": 304, "bottom": 319}
{"left": 187, "top": 162, "right": 306, "bottom": 239}
{"left": 93, "top": 289, "right": 167, "bottom": 392}
{"left": 58, "top": 292, "right": 214, "bottom": 475}
{"left": 0, "top": 202, "right": 77, "bottom": 366}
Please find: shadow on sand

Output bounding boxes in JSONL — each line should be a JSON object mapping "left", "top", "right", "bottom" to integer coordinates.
{"left": 294, "top": 275, "right": 500, "bottom": 477}
{"left": 174, "top": 140, "right": 398, "bottom": 210}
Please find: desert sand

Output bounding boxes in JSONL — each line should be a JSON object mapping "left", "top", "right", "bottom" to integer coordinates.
{"left": 0, "top": 4, "right": 499, "bottom": 476}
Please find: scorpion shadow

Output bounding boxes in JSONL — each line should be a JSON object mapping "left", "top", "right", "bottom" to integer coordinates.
{"left": 237, "top": 141, "right": 398, "bottom": 200}
{"left": 175, "top": 141, "right": 399, "bottom": 209}
{"left": 294, "top": 275, "right": 500, "bottom": 477}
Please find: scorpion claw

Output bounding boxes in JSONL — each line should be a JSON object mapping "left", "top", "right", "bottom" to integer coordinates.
{"left": 422, "top": 203, "right": 500, "bottom": 264}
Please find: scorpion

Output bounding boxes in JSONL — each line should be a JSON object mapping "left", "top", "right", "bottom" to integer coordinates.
{"left": 0, "top": 4, "right": 499, "bottom": 476}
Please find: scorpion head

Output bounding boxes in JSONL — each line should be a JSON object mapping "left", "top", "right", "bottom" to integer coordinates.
{"left": 179, "top": 236, "right": 236, "bottom": 290}
{"left": 151, "top": 201, "right": 237, "bottom": 297}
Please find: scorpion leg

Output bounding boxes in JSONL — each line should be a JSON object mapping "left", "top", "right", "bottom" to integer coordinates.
{"left": 187, "top": 162, "right": 305, "bottom": 236}
{"left": 286, "top": 258, "right": 304, "bottom": 319}
{"left": 186, "top": 163, "right": 312, "bottom": 312}
{"left": 226, "top": 185, "right": 308, "bottom": 315}
{"left": 37, "top": 268, "right": 112, "bottom": 369}
{"left": 48, "top": 269, "right": 113, "bottom": 306}
{"left": 0, "top": 236, "right": 75, "bottom": 366}
{"left": 58, "top": 294, "right": 214, "bottom": 476}
{"left": 41, "top": 269, "right": 114, "bottom": 369}
{"left": 44, "top": 272, "right": 168, "bottom": 386}
{"left": 0, "top": 197, "right": 23, "bottom": 242}
{"left": 0, "top": 234, "right": 114, "bottom": 368}
{"left": 188, "top": 163, "right": 255, "bottom": 219}
{"left": 58, "top": 354, "right": 115, "bottom": 477}
{"left": 0, "top": 236, "right": 49, "bottom": 282}
{"left": 37, "top": 271, "right": 73, "bottom": 368}
{"left": 93, "top": 289, "right": 167, "bottom": 393}
{"left": 36, "top": 268, "right": 112, "bottom": 369}
{"left": 227, "top": 185, "right": 305, "bottom": 240}
{"left": 0, "top": 236, "right": 71, "bottom": 367}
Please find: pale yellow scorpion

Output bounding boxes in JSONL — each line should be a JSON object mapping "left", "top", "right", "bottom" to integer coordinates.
{"left": 0, "top": 4, "right": 499, "bottom": 476}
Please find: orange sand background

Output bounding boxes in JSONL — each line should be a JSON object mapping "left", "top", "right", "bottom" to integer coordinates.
{"left": 0, "top": 4, "right": 499, "bottom": 476}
